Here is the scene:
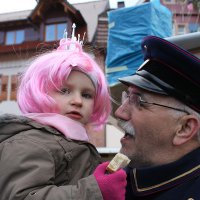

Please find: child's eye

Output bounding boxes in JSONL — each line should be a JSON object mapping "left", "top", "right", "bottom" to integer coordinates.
{"left": 60, "top": 88, "right": 70, "bottom": 94}
{"left": 82, "top": 92, "right": 93, "bottom": 99}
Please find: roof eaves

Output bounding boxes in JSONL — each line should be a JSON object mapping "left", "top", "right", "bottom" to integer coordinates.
{"left": 0, "top": 10, "right": 31, "bottom": 23}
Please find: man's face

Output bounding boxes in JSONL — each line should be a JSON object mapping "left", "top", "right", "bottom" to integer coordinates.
{"left": 115, "top": 86, "right": 182, "bottom": 168}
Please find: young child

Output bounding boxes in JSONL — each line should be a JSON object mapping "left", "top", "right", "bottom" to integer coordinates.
{"left": 0, "top": 26, "right": 126, "bottom": 200}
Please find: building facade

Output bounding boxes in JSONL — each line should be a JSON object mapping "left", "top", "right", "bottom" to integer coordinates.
{"left": 0, "top": 0, "right": 200, "bottom": 155}
{"left": 0, "top": 0, "right": 124, "bottom": 154}
{"left": 161, "top": 0, "right": 200, "bottom": 35}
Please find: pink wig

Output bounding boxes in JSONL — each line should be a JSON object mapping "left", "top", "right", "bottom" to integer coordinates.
{"left": 17, "top": 39, "right": 111, "bottom": 129}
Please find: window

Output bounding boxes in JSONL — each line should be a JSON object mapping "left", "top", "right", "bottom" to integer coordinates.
{"left": 177, "top": 24, "right": 186, "bottom": 35}
{"left": 0, "top": 75, "right": 8, "bottom": 101}
{"left": 163, "top": 0, "right": 175, "bottom": 3}
{"left": 188, "top": 23, "right": 199, "bottom": 33}
{"left": 45, "top": 23, "right": 67, "bottom": 42}
{"left": 6, "top": 30, "right": 24, "bottom": 45}
{"left": 118, "top": 1, "right": 125, "bottom": 8}
{"left": 10, "top": 75, "right": 18, "bottom": 101}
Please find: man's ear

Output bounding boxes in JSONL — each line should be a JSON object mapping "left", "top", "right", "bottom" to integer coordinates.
{"left": 173, "top": 115, "right": 200, "bottom": 146}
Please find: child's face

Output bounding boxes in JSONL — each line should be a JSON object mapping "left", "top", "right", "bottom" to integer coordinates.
{"left": 49, "top": 70, "right": 95, "bottom": 125}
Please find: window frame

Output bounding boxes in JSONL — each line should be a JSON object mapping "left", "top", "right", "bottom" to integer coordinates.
{"left": 5, "top": 29, "right": 25, "bottom": 45}
{"left": 176, "top": 24, "right": 187, "bottom": 35}
{"left": 45, "top": 22, "right": 67, "bottom": 42}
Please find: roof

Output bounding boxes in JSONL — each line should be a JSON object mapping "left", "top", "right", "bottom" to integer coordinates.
{"left": 0, "top": 0, "right": 108, "bottom": 43}
{"left": 0, "top": 10, "right": 31, "bottom": 23}
{"left": 29, "top": 0, "right": 85, "bottom": 23}
{"left": 73, "top": 0, "right": 109, "bottom": 42}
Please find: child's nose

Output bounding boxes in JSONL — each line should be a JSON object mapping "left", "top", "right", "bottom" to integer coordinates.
{"left": 70, "top": 93, "right": 83, "bottom": 106}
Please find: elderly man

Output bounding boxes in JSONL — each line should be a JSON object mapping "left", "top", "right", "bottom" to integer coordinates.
{"left": 115, "top": 35, "right": 200, "bottom": 199}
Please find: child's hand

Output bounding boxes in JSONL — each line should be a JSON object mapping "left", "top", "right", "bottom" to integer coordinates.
{"left": 93, "top": 162, "right": 127, "bottom": 200}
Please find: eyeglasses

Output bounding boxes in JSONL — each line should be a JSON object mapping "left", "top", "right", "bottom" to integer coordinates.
{"left": 121, "top": 91, "right": 189, "bottom": 114}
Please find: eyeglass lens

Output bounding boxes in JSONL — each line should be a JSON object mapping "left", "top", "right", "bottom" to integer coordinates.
{"left": 121, "top": 90, "right": 189, "bottom": 114}
{"left": 121, "top": 91, "right": 140, "bottom": 106}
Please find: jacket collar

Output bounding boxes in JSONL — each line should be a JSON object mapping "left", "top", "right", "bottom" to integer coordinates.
{"left": 129, "top": 147, "right": 200, "bottom": 196}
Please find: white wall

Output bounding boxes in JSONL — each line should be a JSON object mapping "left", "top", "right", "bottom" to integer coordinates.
{"left": 106, "top": 124, "right": 124, "bottom": 147}
{"left": 0, "top": 101, "right": 21, "bottom": 115}
{"left": 109, "top": 0, "right": 144, "bottom": 8}
{"left": 0, "top": 58, "right": 28, "bottom": 115}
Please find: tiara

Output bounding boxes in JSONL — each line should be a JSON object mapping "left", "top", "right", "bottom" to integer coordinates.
{"left": 57, "top": 23, "right": 86, "bottom": 52}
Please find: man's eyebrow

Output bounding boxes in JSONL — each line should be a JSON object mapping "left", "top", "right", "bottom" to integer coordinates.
{"left": 128, "top": 88, "right": 141, "bottom": 95}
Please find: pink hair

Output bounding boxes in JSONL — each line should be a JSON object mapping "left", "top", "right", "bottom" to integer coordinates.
{"left": 17, "top": 45, "right": 111, "bottom": 129}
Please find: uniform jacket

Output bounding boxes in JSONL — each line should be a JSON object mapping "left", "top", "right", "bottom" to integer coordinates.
{"left": 125, "top": 148, "right": 200, "bottom": 200}
{"left": 0, "top": 114, "right": 103, "bottom": 200}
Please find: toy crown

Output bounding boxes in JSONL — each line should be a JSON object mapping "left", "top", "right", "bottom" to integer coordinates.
{"left": 57, "top": 23, "right": 86, "bottom": 52}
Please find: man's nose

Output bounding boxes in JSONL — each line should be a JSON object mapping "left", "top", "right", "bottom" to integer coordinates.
{"left": 115, "top": 104, "right": 130, "bottom": 120}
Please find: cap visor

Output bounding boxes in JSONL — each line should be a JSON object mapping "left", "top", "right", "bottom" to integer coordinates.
{"left": 119, "top": 74, "right": 168, "bottom": 95}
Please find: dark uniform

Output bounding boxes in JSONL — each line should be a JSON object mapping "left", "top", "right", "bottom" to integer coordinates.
{"left": 126, "top": 148, "right": 200, "bottom": 200}
{"left": 118, "top": 36, "right": 200, "bottom": 200}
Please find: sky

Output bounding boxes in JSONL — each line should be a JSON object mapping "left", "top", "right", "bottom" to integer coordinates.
{"left": 0, "top": 0, "right": 98, "bottom": 14}
{"left": 0, "top": 0, "right": 139, "bottom": 14}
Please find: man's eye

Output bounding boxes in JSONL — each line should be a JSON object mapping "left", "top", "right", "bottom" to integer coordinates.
{"left": 60, "top": 88, "right": 70, "bottom": 94}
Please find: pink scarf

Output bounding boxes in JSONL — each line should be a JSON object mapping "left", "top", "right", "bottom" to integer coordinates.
{"left": 24, "top": 113, "right": 89, "bottom": 141}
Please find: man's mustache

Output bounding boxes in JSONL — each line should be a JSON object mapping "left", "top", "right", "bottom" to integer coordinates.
{"left": 118, "top": 120, "right": 135, "bottom": 136}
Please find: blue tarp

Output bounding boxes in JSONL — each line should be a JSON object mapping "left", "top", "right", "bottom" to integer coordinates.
{"left": 106, "top": 0, "right": 172, "bottom": 86}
